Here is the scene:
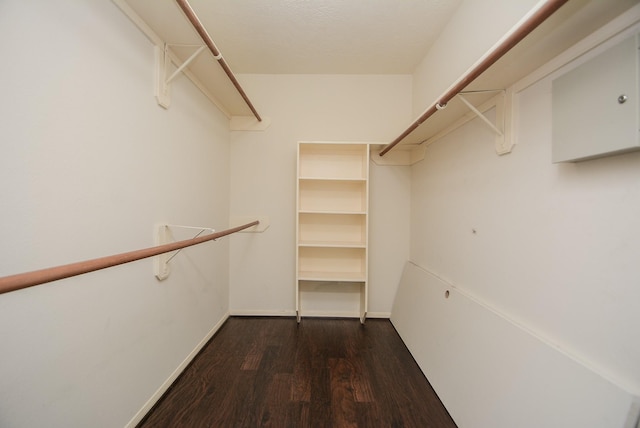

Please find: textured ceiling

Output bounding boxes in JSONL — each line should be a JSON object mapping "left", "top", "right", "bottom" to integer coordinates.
{"left": 182, "top": 0, "right": 462, "bottom": 74}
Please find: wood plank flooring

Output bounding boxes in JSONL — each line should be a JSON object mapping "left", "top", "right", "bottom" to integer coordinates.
{"left": 138, "top": 317, "right": 456, "bottom": 428}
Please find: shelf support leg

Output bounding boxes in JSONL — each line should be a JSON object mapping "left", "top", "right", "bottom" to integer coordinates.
{"left": 360, "top": 282, "right": 367, "bottom": 324}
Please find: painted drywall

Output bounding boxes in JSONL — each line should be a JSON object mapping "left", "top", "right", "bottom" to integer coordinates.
{"left": 404, "top": 13, "right": 640, "bottom": 426}
{"left": 0, "top": 1, "right": 232, "bottom": 426}
{"left": 229, "top": 74, "right": 411, "bottom": 317}
{"left": 411, "top": 0, "right": 540, "bottom": 116}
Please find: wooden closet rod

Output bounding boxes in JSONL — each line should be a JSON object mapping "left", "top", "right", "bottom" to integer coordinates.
{"left": 175, "top": 0, "right": 262, "bottom": 122}
{"left": 379, "top": 0, "right": 569, "bottom": 157}
{"left": 0, "top": 220, "right": 259, "bottom": 295}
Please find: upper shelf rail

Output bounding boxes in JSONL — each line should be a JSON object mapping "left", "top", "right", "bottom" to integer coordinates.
{"left": 175, "top": 0, "right": 262, "bottom": 122}
{"left": 0, "top": 220, "right": 259, "bottom": 295}
{"left": 379, "top": 0, "right": 569, "bottom": 157}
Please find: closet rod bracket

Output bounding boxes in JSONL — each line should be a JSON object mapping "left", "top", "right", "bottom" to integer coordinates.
{"left": 155, "top": 224, "right": 216, "bottom": 280}
{"left": 165, "top": 44, "right": 206, "bottom": 85}
{"left": 155, "top": 43, "right": 206, "bottom": 109}
{"left": 457, "top": 91, "right": 513, "bottom": 155}
{"left": 457, "top": 94, "right": 503, "bottom": 136}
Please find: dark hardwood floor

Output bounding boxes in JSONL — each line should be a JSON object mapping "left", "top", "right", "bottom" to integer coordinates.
{"left": 138, "top": 317, "right": 456, "bottom": 428}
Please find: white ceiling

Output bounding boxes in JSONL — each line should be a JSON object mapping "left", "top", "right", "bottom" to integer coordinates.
{"left": 168, "top": 0, "right": 462, "bottom": 74}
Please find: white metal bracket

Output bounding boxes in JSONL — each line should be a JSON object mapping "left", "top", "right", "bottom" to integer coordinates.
{"left": 371, "top": 90, "right": 512, "bottom": 166}
{"left": 155, "top": 44, "right": 206, "bottom": 109}
{"left": 457, "top": 91, "right": 511, "bottom": 155}
{"left": 154, "top": 224, "right": 215, "bottom": 281}
{"left": 457, "top": 94, "right": 503, "bottom": 137}
{"left": 166, "top": 45, "right": 206, "bottom": 84}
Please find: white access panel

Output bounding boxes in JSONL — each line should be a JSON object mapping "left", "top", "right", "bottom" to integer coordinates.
{"left": 552, "top": 33, "right": 639, "bottom": 163}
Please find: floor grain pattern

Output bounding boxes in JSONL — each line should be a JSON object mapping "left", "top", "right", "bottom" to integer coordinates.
{"left": 138, "top": 317, "right": 456, "bottom": 428}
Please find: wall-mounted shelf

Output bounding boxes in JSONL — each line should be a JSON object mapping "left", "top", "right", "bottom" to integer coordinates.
{"left": 379, "top": 0, "right": 638, "bottom": 161}
{"left": 112, "top": 0, "right": 267, "bottom": 129}
{"left": 296, "top": 142, "right": 369, "bottom": 324}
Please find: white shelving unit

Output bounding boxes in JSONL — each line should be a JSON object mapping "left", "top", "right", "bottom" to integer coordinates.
{"left": 296, "top": 142, "right": 369, "bottom": 323}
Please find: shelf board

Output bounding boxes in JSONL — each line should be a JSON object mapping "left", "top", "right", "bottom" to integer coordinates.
{"left": 299, "top": 211, "right": 365, "bottom": 216}
{"left": 114, "top": 0, "right": 255, "bottom": 117}
{"left": 298, "top": 241, "right": 366, "bottom": 248}
{"left": 298, "top": 271, "right": 366, "bottom": 282}
{"left": 388, "top": 0, "right": 638, "bottom": 149}
{"left": 299, "top": 210, "right": 367, "bottom": 215}
{"left": 299, "top": 177, "right": 367, "bottom": 182}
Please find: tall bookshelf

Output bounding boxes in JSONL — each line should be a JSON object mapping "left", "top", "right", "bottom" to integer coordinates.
{"left": 296, "top": 142, "right": 369, "bottom": 323}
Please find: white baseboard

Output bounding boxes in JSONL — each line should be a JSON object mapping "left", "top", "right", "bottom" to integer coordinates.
{"left": 125, "top": 312, "right": 230, "bottom": 428}
{"left": 230, "top": 309, "right": 297, "bottom": 317}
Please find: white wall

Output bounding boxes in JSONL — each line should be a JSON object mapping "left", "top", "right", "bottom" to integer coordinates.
{"left": 229, "top": 74, "right": 411, "bottom": 317}
{"left": 403, "top": 15, "right": 640, "bottom": 427}
{"left": 0, "top": 1, "right": 231, "bottom": 426}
